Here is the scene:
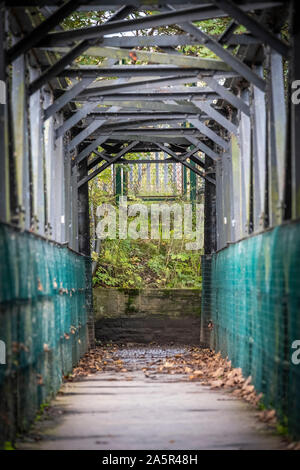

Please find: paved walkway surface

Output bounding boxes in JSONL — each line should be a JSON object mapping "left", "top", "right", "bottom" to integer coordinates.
{"left": 18, "top": 347, "right": 285, "bottom": 450}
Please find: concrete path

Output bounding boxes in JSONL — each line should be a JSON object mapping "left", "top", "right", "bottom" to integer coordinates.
{"left": 18, "top": 347, "right": 285, "bottom": 450}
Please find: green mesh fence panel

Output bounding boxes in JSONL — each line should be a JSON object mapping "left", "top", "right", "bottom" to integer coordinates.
{"left": 0, "top": 223, "right": 91, "bottom": 446}
{"left": 201, "top": 221, "right": 300, "bottom": 438}
{"left": 118, "top": 161, "right": 184, "bottom": 197}
{"left": 93, "top": 158, "right": 205, "bottom": 200}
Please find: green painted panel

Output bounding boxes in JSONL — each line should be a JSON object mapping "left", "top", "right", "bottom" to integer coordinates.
{"left": 115, "top": 165, "right": 122, "bottom": 203}
{"left": 0, "top": 223, "right": 91, "bottom": 445}
{"left": 190, "top": 161, "right": 197, "bottom": 203}
{"left": 183, "top": 166, "right": 187, "bottom": 198}
{"left": 201, "top": 221, "right": 300, "bottom": 438}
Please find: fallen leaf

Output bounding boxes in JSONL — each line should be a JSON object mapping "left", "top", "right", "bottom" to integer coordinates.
{"left": 210, "top": 379, "right": 223, "bottom": 388}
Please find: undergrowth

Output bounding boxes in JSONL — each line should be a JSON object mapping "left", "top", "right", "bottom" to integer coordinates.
{"left": 92, "top": 238, "right": 202, "bottom": 289}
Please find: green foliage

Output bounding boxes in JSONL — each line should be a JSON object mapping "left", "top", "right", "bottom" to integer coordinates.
{"left": 93, "top": 237, "right": 202, "bottom": 289}
{"left": 35, "top": 402, "right": 50, "bottom": 422}
{"left": 59, "top": 10, "right": 235, "bottom": 65}
{"left": 90, "top": 171, "right": 203, "bottom": 289}
{"left": 3, "top": 441, "right": 15, "bottom": 450}
{"left": 62, "top": 10, "right": 110, "bottom": 29}
{"left": 276, "top": 422, "right": 289, "bottom": 437}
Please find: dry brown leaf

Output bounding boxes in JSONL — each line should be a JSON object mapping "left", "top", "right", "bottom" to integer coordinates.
{"left": 163, "top": 361, "right": 174, "bottom": 368}
{"left": 243, "top": 384, "right": 255, "bottom": 395}
{"left": 212, "top": 367, "right": 224, "bottom": 378}
{"left": 210, "top": 379, "right": 223, "bottom": 388}
{"left": 193, "top": 370, "right": 203, "bottom": 377}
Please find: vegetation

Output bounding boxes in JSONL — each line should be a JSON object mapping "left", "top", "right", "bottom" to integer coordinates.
{"left": 61, "top": 11, "right": 240, "bottom": 64}
{"left": 3, "top": 441, "right": 15, "bottom": 450}
{"left": 92, "top": 238, "right": 202, "bottom": 289}
{"left": 89, "top": 167, "right": 203, "bottom": 290}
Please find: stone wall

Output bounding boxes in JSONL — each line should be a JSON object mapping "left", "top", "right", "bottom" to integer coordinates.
{"left": 94, "top": 288, "right": 201, "bottom": 344}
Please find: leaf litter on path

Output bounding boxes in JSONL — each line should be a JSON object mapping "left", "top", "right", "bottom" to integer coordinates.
{"left": 64, "top": 343, "right": 299, "bottom": 449}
